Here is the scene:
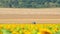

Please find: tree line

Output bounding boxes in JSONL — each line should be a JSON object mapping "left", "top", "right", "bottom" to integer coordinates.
{"left": 0, "top": 0, "right": 60, "bottom": 8}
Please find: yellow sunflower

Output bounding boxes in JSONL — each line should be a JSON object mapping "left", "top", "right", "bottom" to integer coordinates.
{"left": 38, "top": 28, "right": 52, "bottom": 34}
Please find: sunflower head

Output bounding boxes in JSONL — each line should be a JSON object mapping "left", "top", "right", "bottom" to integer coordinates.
{"left": 39, "top": 28, "right": 52, "bottom": 34}
{"left": 41, "top": 31, "right": 51, "bottom": 34}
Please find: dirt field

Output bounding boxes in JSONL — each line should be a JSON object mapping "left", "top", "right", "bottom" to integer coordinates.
{"left": 0, "top": 8, "right": 60, "bottom": 23}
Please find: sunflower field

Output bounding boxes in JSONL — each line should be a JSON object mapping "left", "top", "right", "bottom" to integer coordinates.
{"left": 0, "top": 24, "right": 60, "bottom": 34}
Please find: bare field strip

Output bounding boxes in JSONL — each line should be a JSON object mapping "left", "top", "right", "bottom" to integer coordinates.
{"left": 0, "top": 19, "right": 60, "bottom": 24}
{"left": 0, "top": 8, "right": 60, "bottom": 23}
{"left": 0, "top": 14, "right": 60, "bottom": 19}
{"left": 0, "top": 8, "right": 60, "bottom": 19}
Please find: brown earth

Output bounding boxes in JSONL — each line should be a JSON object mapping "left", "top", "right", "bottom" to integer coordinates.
{"left": 0, "top": 8, "right": 60, "bottom": 23}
